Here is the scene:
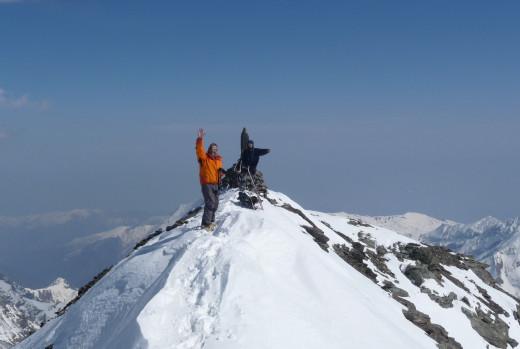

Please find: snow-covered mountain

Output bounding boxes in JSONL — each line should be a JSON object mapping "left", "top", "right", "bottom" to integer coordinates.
{"left": 0, "top": 276, "right": 77, "bottom": 349}
{"left": 424, "top": 217, "right": 520, "bottom": 299}
{"left": 0, "top": 210, "right": 163, "bottom": 288}
{"left": 334, "top": 212, "right": 520, "bottom": 299}
{"left": 16, "top": 190, "right": 520, "bottom": 349}
{"left": 333, "top": 212, "right": 457, "bottom": 241}
{"left": 25, "top": 278, "right": 77, "bottom": 304}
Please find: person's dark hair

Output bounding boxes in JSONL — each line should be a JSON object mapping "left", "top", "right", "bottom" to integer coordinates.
{"left": 207, "top": 143, "right": 218, "bottom": 152}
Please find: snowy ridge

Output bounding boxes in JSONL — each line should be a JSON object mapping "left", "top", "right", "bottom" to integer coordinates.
{"left": 66, "top": 225, "right": 157, "bottom": 251}
{"left": 333, "top": 211, "right": 457, "bottom": 241}
{"left": 16, "top": 190, "right": 520, "bottom": 349}
{"left": 332, "top": 212, "right": 520, "bottom": 300}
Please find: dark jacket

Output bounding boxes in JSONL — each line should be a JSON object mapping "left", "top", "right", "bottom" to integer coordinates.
{"left": 240, "top": 147, "right": 269, "bottom": 175}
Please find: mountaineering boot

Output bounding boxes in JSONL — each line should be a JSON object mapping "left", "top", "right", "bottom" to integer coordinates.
{"left": 209, "top": 222, "right": 217, "bottom": 230}
{"left": 201, "top": 225, "right": 212, "bottom": 232}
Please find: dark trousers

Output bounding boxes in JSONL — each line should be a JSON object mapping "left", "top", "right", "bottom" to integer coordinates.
{"left": 201, "top": 183, "right": 219, "bottom": 226}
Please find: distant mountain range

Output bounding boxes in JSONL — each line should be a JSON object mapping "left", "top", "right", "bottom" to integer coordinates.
{"left": 0, "top": 276, "right": 76, "bottom": 349}
{"left": 334, "top": 212, "right": 520, "bottom": 298}
{"left": 3, "top": 204, "right": 520, "bottom": 348}
{"left": 0, "top": 209, "right": 165, "bottom": 288}
{"left": 0, "top": 208, "right": 167, "bottom": 348}
{"left": 336, "top": 212, "right": 458, "bottom": 241}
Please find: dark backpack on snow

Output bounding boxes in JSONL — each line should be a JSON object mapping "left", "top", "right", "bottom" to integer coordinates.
{"left": 238, "top": 191, "right": 258, "bottom": 209}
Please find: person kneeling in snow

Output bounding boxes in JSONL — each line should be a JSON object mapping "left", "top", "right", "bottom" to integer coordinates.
{"left": 239, "top": 139, "right": 270, "bottom": 191}
{"left": 196, "top": 128, "right": 225, "bottom": 231}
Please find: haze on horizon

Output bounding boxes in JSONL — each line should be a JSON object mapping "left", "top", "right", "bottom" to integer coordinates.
{"left": 1, "top": 1, "right": 519, "bottom": 224}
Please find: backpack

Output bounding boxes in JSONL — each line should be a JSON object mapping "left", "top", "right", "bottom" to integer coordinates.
{"left": 238, "top": 191, "right": 258, "bottom": 209}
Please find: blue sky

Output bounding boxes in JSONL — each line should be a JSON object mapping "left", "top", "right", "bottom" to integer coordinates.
{"left": 1, "top": 0, "right": 519, "bottom": 223}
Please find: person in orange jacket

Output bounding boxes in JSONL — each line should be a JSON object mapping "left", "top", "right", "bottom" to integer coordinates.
{"left": 196, "top": 128, "right": 225, "bottom": 231}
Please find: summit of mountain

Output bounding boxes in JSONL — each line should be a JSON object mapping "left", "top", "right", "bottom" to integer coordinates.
{"left": 16, "top": 189, "right": 520, "bottom": 349}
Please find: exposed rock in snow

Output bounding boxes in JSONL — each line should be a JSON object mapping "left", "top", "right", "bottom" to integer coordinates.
{"left": 15, "top": 191, "right": 520, "bottom": 349}
{"left": 336, "top": 212, "right": 520, "bottom": 300}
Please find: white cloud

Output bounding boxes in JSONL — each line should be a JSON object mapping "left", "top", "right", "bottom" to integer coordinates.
{"left": 0, "top": 88, "right": 51, "bottom": 111}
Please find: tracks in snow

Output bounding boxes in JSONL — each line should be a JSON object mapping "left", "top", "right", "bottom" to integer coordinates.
{"left": 139, "top": 210, "right": 236, "bottom": 349}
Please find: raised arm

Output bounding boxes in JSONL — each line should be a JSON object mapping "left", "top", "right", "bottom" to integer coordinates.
{"left": 196, "top": 128, "right": 207, "bottom": 160}
{"left": 257, "top": 148, "right": 271, "bottom": 156}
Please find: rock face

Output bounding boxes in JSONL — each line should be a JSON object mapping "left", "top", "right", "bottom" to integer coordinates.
{"left": 423, "top": 217, "right": 520, "bottom": 299}
{"left": 311, "top": 216, "right": 520, "bottom": 349}
{"left": 266, "top": 198, "right": 520, "bottom": 349}
{"left": 335, "top": 212, "right": 520, "bottom": 299}
{"left": 221, "top": 162, "right": 268, "bottom": 196}
{"left": 393, "top": 244, "right": 519, "bottom": 348}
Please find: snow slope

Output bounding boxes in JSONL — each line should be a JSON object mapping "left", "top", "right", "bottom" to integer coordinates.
{"left": 15, "top": 190, "right": 520, "bottom": 349}
{"left": 339, "top": 211, "right": 520, "bottom": 299}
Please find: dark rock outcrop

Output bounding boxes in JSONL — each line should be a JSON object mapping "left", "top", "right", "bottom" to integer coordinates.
{"left": 395, "top": 295, "right": 463, "bottom": 349}
{"left": 382, "top": 280, "right": 409, "bottom": 298}
{"left": 320, "top": 220, "right": 520, "bottom": 349}
{"left": 333, "top": 243, "right": 378, "bottom": 282}
{"left": 133, "top": 207, "right": 202, "bottom": 251}
{"left": 421, "top": 287, "right": 457, "bottom": 308}
{"left": 221, "top": 164, "right": 268, "bottom": 196}
{"left": 279, "top": 203, "right": 330, "bottom": 252}
{"left": 391, "top": 242, "right": 520, "bottom": 348}
{"left": 462, "top": 307, "right": 519, "bottom": 349}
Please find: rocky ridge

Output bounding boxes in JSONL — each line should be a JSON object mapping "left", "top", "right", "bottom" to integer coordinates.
{"left": 17, "top": 190, "right": 520, "bottom": 349}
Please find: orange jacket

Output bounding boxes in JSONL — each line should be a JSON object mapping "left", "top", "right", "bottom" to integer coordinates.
{"left": 196, "top": 138, "right": 223, "bottom": 185}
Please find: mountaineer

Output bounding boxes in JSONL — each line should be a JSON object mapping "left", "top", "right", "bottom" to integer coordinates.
{"left": 196, "top": 128, "right": 225, "bottom": 231}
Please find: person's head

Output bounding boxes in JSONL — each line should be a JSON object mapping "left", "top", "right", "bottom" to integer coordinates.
{"left": 207, "top": 143, "right": 218, "bottom": 156}
{"left": 247, "top": 140, "right": 254, "bottom": 149}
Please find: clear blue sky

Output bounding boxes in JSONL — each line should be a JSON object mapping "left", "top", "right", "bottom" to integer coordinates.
{"left": 1, "top": 0, "right": 519, "bottom": 223}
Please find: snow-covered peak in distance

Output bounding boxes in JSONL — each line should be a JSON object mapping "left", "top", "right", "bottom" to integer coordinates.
{"left": 331, "top": 212, "right": 520, "bottom": 300}
{"left": 423, "top": 215, "right": 520, "bottom": 299}
{"left": 25, "top": 278, "right": 77, "bottom": 304}
{"left": 16, "top": 190, "right": 520, "bottom": 349}
{"left": 1, "top": 276, "right": 76, "bottom": 349}
{"left": 333, "top": 211, "right": 458, "bottom": 241}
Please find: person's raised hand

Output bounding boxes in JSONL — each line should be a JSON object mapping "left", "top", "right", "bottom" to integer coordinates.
{"left": 197, "top": 128, "right": 205, "bottom": 138}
